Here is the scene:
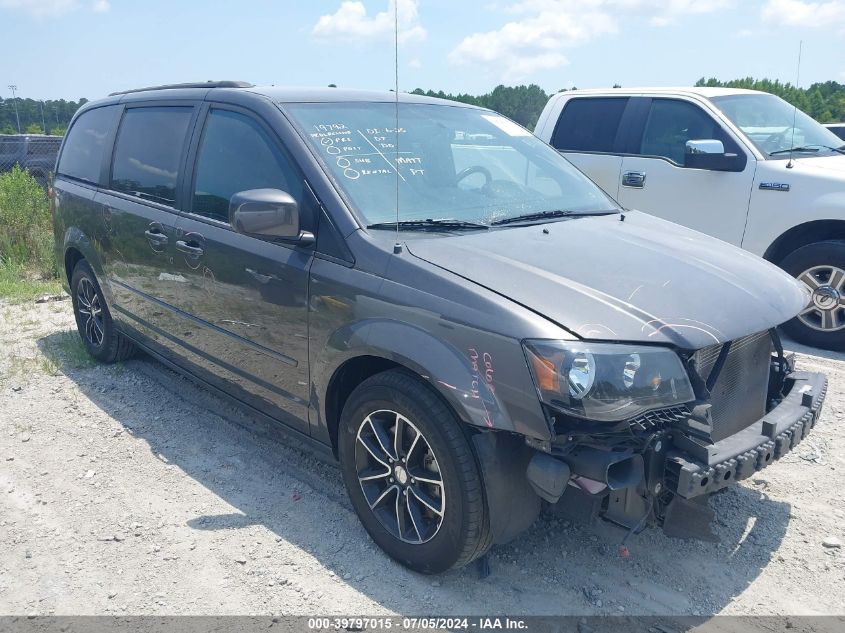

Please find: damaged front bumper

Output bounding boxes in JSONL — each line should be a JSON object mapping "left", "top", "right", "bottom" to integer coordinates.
{"left": 667, "top": 370, "right": 827, "bottom": 498}
{"left": 525, "top": 369, "right": 827, "bottom": 541}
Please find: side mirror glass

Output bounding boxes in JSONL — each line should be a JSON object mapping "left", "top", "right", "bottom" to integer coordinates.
{"left": 684, "top": 139, "right": 743, "bottom": 172}
{"left": 229, "top": 188, "right": 313, "bottom": 245}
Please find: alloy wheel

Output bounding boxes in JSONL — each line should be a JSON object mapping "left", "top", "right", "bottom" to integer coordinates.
{"left": 76, "top": 277, "right": 105, "bottom": 346}
{"left": 354, "top": 409, "right": 445, "bottom": 544}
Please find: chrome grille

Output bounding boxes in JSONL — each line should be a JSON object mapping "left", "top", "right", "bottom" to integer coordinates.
{"left": 692, "top": 331, "right": 773, "bottom": 442}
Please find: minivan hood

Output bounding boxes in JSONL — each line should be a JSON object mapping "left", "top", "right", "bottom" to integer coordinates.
{"left": 406, "top": 212, "right": 809, "bottom": 350}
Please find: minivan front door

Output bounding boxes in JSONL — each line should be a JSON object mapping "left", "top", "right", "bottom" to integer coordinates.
{"left": 169, "top": 107, "right": 313, "bottom": 433}
{"left": 616, "top": 98, "right": 756, "bottom": 245}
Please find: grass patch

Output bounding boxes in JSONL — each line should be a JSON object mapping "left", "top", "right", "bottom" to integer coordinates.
{"left": 0, "top": 166, "right": 60, "bottom": 300}
{"left": 0, "top": 261, "right": 63, "bottom": 302}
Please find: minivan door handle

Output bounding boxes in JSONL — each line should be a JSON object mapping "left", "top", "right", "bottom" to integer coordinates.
{"left": 144, "top": 222, "right": 168, "bottom": 252}
{"left": 622, "top": 171, "right": 646, "bottom": 188}
{"left": 176, "top": 231, "right": 205, "bottom": 260}
{"left": 144, "top": 228, "right": 168, "bottom": 245}
{"left": 175, "top": 240, "right": 204, "bottom": 257}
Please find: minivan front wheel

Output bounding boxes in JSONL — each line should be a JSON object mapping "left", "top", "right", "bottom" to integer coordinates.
{"left": 338, "top": 370, "right": 491, "bottom": 573}
{"left": 71, "top": 261, "right": 136, "bottom": 363}
{"left": 781, "top": 240, "right": 845, "bottom": 350}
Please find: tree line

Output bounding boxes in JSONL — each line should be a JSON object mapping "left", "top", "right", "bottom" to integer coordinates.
{"left": 3, "top": 79, "right": 843, "bottom": 136}
{"left": 414, "top": 79, "right": 845, "bottom": 129}
{"left": 693, "top": 77, "right": 845, "bottom": 123}
{"left": 0, "top": 97, "right": 87, "bottom": 135}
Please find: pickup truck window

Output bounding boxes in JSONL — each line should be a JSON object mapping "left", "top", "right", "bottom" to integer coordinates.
{"left": 711, "top": 93, "right": 845, "bottom": 158}
{"left": 551, "top": 97, "right": 628, "bottom": 153}
{"left": 110, "top": 107, "right": 192, "bottom": 206}
{"left": 639, "top": 99, "right": 737, "bottom": 165}
{"left": 57, "top": 106, "right": 118, "bottom": 185}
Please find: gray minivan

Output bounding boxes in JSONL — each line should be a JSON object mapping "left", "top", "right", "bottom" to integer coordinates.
{"left": 52, "top": 81, "right": 827, "bottom": 574}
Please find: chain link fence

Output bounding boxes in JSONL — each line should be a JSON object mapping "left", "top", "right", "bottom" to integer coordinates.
{"left": 0, "top": 133, "right": 62, "bottom": 189}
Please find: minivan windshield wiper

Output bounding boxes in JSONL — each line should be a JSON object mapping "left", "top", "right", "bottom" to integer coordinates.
{"left": 490, "top": 209, "right": 616, "bottom": 226}
{"left": 366, "top": 219, "right": 490, "bottom": 231}
{"left": 769, "top": 144, "right": 845, "bottom": 156}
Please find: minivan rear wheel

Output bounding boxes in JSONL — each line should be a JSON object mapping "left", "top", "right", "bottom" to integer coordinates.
{"left": 781, "top": 240, "right": 845, "bottom": 351}
{"left": 338, "top": 369, "right": 491, "bottom": 573}
{"left": 71, "top": 260, "right": 136, "bottom": 363}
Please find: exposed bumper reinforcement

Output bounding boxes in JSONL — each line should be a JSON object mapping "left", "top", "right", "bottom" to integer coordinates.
{"left": 667, "top": 371, "right": 827, "bottom": 498}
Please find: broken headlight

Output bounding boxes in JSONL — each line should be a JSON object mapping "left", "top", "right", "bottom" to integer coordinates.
{"left": 523, "top": 340, "right": 695, "bottom": 422}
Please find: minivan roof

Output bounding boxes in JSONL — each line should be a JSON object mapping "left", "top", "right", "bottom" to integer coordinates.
{"left": 102, "top": 81, "right": 477, "bottom": 108}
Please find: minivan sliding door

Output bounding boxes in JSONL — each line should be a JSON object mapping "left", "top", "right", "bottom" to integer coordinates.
{"left": 99, "top": 104, "right": 199, "bottom": 356}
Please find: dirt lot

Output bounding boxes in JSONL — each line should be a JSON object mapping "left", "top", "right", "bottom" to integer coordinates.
{"left": 1, "top": 297, "right": 844, "bottom": 617}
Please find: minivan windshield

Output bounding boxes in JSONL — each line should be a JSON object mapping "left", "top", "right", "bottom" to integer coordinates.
{"left": 285, "top": 102, "right": 618, "bottom": 228}
{"left": 711, "top": 93, "right": 845, "bottom": 158}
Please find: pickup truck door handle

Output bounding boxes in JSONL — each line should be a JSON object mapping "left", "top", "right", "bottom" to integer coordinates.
{"left": 175, "top": 239, "right": 204, "bottom": 257}
{"left": 622, "top": 171, "right": 646, "bottom": 188}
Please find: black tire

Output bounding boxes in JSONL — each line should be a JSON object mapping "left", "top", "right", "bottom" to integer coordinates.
{"left": 70, "top": 260, "right": 136, "bottom": 363}
{"left": 780, "top": 240, "right": 845, "bottom": 351}
{"left": 338, "top": 369, "right": 491, "bottom": 573}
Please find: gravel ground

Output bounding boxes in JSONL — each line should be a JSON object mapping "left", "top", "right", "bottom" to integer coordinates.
{"left": 1, "top": 297, "right": 844, "bottom": 617}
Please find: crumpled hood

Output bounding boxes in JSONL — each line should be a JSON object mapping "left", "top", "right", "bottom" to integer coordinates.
{"left": 406, "top": 212, "right": 809, "bottom": 350}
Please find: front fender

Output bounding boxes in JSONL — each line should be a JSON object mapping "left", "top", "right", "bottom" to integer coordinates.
{"left": 313, "top": 316, "right": 552, "bottom": 443}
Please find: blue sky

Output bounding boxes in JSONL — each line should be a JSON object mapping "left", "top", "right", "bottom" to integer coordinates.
{"left": 1, "top": 0, "right": 844, "bottom": 100}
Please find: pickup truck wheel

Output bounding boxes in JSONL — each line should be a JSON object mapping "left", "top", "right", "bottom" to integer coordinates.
{"left": 780, "top": 240, "right": 845, "bottom": 350}
{"left": 70, "top": 261, "right": 136, "bottom": 363}
{"left": 338, "top": 369, "right": 491, "bottom": 573}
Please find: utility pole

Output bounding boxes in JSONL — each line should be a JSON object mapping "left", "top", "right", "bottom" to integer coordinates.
{"left": 8, "top": 85, "right": 21, "bottom": 133}
{"left": 39, "top": 101, "right": 47, "bottom": 133}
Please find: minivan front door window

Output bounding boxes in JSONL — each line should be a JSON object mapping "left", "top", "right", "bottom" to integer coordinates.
{"left": 191, "top": 109, "right": 304, "bottom": 224}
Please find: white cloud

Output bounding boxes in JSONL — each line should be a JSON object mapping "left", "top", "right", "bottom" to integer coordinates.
{"left": 0, "top": 0, "right": 78, "bottom": 17}
{"left": 0, "top": 0, "right": 109, "bottom": 17}
{"left": 408, "top": 57, "right": 422, "bottom": 69}
{"left": 761, "top": 0, "right": 845, "bottom": 27}
{"left": 448, "top": 6, "right": 615, "bottom": 81}
{"left": 449, "top": 0, "right": 732, "bottom": 81}
{"left": 313, "top": 0, "right": 426, "bottom": 44}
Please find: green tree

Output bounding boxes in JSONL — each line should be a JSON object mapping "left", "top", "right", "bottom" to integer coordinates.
{"left": 411, "top": 84, "right": 550, "bottom": 128}
{"left": 694, "top": 77, "right": 845, "bottom": 122}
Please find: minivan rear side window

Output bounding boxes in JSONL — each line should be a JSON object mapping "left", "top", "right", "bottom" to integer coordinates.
{"left": 56, "top": 106, "right": 118, "bottom": 185}
{"left": 551, "top": 97, "right": 629, "bottom": 153}
{"left": 110, "top": 107, "right": 193, "bottom": 206}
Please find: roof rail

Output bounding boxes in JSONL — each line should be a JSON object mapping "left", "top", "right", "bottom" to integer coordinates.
{"left": 109, "top": 80, "right": 254, "bottom": 96}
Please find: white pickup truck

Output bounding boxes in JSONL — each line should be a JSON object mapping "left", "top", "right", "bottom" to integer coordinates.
{"left": 535, "top": 87, "right": 845, "bottom": 350}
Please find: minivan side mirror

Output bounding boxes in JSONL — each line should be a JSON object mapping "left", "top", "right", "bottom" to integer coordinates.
{"left": 684, "top": 139, "right": 744, "bottom": 172}
{"left": 229, "top": 188, "right": 314, "bottom": 246}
